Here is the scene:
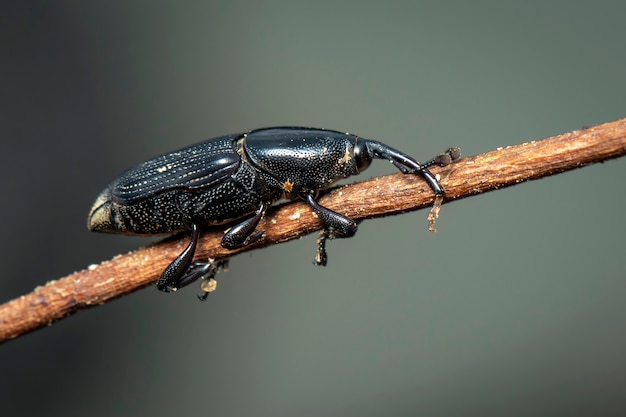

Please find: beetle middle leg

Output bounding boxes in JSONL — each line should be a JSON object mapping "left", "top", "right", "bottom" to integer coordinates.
{"left": 221, "top": 202, "right": 268, "bottom": 249}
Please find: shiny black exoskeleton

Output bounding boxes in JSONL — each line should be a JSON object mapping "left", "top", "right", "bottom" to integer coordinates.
{"left": 88, "top": 127, "right": 460, "bottom": 299}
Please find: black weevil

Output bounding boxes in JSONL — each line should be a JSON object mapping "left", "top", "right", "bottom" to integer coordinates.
{"left": 88, "top": 127, "right": 460, "bottom": 299}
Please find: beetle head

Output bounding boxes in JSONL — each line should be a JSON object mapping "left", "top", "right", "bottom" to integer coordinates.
{"left": 353, "top": 138, "right": 373, "bottom": 173}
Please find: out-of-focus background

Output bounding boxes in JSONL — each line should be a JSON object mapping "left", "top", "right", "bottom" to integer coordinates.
{"left": 2, "top": 2, "right": 625, "bottom": 416}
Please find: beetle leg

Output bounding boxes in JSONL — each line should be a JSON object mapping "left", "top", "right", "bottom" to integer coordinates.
{"left": 221, "top": 202, "right": 268, "bottom": 249}
{"left": 304, "top": 193, "right": 358, "bottom": 237}
{"left": 304, "top": 193, "right": 357, "bottom": 266}
{"left": 157, "top": 223, "right": 201, "bottom": 292}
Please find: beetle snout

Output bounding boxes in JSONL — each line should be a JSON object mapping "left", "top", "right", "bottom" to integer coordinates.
{"left": 88, "top": 189, "right": 119, "bottom": 233}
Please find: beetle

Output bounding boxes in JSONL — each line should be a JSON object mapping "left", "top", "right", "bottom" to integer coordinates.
{"left": 88, "top": 127, "right": 460, "bottom": 299}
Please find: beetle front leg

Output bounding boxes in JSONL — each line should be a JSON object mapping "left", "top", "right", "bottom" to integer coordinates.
{"left": 304, "top": 192, "right": 358, "bottom": 266}
{"left": 221, "top": 202, "right": 268, "bottom": 249}
{"left": 304, "top": 193, "right": 358, "bottom": 237}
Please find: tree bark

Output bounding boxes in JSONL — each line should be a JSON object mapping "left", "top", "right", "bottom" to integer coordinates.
{"left": 1, "top": 118, "right": 625, "bottom": 343}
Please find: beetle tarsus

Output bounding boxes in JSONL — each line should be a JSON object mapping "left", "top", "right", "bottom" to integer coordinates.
{"left": 196, "top": 259, "right": 229, "bottom": 301}
{"left": 314, "top": 228, "right": 337, "bottom": 266}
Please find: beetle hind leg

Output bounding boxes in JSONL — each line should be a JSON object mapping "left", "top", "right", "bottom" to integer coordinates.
{"left": 157, "top": 223, "right": 203, "bottom": 292}
{"left": 157, "top": 223, "right": 229, "bottom": 299}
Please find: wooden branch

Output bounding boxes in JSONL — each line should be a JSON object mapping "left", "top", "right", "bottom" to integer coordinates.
{"left": 1, "top": 118, "right": 625, "bottom": 343}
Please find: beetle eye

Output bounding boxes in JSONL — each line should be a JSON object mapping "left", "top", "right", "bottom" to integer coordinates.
{"left": 353, "top": 139, "right": 372, "bottom": 173}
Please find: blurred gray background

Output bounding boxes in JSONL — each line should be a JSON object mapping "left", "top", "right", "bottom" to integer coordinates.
{"left": 1, "top": 1, "right": 625, "bottom": 416}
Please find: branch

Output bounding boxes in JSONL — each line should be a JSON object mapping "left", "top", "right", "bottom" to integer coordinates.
{"left": 2, "top": 118, "right": 626, "bottom": 342}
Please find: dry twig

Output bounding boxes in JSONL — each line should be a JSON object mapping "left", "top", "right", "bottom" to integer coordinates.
{"left": 1, "top": 118, "right": 625, "bottom": 343}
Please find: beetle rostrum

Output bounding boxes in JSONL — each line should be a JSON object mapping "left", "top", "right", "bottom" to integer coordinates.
{"left": 88, "top": 127, "right": 460, "bottom": 299}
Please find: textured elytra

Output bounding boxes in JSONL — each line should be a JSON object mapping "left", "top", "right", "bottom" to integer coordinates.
{"left": 102, "top": 152, "right": 283, "bottom": 235}
{"left": 110, "top": 135, "right": 240, "bottom": 205}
